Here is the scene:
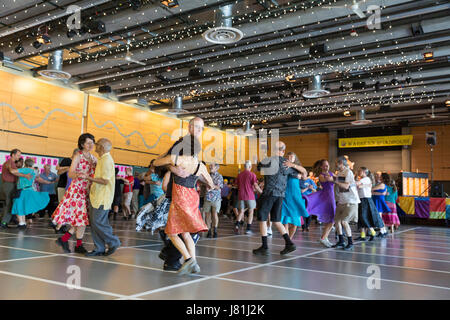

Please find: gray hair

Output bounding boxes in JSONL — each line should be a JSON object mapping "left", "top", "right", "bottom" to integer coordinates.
{"left": 245, "top": 160, "right": 252, "bottom": 169}
{"left": 337, "top": 156, "right": 349, "bottom": 167}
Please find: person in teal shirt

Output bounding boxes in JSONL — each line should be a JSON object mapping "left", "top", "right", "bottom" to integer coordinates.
{"left": 11, "top": 158, "right": 50, "bottom": 229}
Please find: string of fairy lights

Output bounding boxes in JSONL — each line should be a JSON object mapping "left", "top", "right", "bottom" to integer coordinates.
{"left": 0, "top": 0, "right": 447, "bottom": 129}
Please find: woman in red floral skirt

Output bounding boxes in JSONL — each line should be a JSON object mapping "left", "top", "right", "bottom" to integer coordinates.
{"left": 52, "top": 133, "right": 97, "bottom": 254}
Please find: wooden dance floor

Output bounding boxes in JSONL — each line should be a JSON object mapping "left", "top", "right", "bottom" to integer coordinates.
{"left": 0, "top": 217, "right": 449, "bottom": 300}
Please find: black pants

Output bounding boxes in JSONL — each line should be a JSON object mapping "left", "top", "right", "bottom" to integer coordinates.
{"left": 38, "top": 194, "right": 58, "bottom": 218}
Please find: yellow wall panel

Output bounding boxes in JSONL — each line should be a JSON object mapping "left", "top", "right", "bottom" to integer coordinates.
{"left": 0, "top": 72, "right": 14, "bottom": 93}
{"left": 7, "top": 132, "right": 46, "bottom": 155}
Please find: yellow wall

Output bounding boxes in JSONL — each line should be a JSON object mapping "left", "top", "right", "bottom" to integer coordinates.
{"left": 0, "top": 69, "right": 242, "bottom": 176}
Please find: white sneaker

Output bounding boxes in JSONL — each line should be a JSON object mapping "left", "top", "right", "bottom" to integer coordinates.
{"left": 319, "top": 238, "right": 332, "bottom": 248}
{"left": 267, "top": 227, "right": 272, "bottom": 236}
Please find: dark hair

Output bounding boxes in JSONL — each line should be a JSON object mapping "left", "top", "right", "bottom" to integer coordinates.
{"left": 156, "top": 166, "right": 168, "bottom": 180}
{"left": 78, "top": 133, "right": 95, "bottom": 150}
{"left": 15, "top": 157, "right": 24, "bottom": 163}
{"left": 10, "top": 149, "right": 21, "bottom": 156}
{"left": 313, "top": 159, "right": 328, "bottom": 177}
{"left": 24, "top": 158, "right": 34, "bottom": 168}
{"left": 148, "top": 159, "right": 155, "bottom": 168}
{"left": 381, "top": 172, "right": 397, "bottom": 192}
{"left": 171, "top": 135, "right": 201, "bottom": 157}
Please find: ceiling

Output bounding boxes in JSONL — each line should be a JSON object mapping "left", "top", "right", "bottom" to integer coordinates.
{"left": 1, "top": 0, "right": 449, "bottom": 135}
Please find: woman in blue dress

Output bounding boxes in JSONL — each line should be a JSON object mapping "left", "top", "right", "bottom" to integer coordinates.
{"left": 371, "top": 171, "right": 389, "bottom": 238}
{"left": 281, "top": 152, "right": 309, "bottom": 239}
{"left": 11, "top": 158, "right": 50, "bottom": 229}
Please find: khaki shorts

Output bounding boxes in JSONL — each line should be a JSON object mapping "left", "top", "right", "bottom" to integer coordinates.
{"left": 334, "top": 203, "right": 358, "bottom": 223}
{"left": 203, "top": 199, "right": 221, "bottom": 213}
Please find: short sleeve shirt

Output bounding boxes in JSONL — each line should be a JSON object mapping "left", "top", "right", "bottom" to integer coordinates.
{"left": 236, "top": 170, "right": 258, "bottom": 200}
{"left": 335, "top": 168, "right": 360, "bottom": 205}
{"left": 123, "top": 176, "right": 134, "bottom": 193}
{"left": 206, "top": 172, "right": 224, "bottom": 202}
{"left": 39, "top": 172, "right": 58, "bottom": 194}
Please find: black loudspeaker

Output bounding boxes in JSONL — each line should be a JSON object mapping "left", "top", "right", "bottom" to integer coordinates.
{"left": 98, "top": 85, "right": 112, "bottom": 93}
{"left": 309, "top": 44, "right": 327, "bottom": 56}
{"left": 430, "top": 182, "right": 444, "bottom": 198}
{"left": 249, "top": 96, "right": 262, "bottom": 103}
{"left": 85, "top": 20, "right": 106, "bottom": 34}
{"left": 0, "top": 51, "right": 4, "bottom": 61}
{"left": 411, "top": 24, "right": 424, "bottom": 36}
{"left": 352, "top": 81, "right": 366, "bottom": 90}
{"left": 379, "top": 105, "right": 391, "bottom": 113}
{"left": 188, "top": 68, "right": 204, "bottom": 78}
{"left": 426, "top": 131, "right": 436, "bottom": 146}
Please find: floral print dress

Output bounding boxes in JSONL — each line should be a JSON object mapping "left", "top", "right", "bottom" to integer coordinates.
{"left": 52, "top": 151, "right": 97, "bottom": 227}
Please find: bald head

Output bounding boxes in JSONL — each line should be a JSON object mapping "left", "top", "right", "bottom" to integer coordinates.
{"left": 275, "top": 141, "right": 286, "bottom": 156}
{"left": 188, "top": 117, "right": 204, "bottom": 138}
{"left": 97, "top": 138, "right": 112, "bottom": 153}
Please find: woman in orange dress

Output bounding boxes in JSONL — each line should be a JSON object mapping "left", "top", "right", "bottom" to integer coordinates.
{"left": 153, "top": 137, "right": 217, "bottom": 275}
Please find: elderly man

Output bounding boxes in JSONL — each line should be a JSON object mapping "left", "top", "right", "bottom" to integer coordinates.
{"left": 38, "top": 164, "right": 58, "bottom": 218}
{"left": 1, "top": 149, "right": 32, "bottom": 228}
{"left": 80, "top": 138, "right": 121, "bottom": 256}
{"left": 235, "top": 160, "right": 263, "bottom": 234}
{"left": 155, "top": 117, "right": 204, "bottom": 271}
{"left": 254, "top": 141, "right": 307, "bottom": 256}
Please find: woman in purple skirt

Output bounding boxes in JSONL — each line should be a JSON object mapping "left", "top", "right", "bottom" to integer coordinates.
{"left": 305, "top": 159, "right": 336, "bottom": 248}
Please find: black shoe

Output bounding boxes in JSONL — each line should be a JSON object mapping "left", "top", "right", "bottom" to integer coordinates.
{"left": 17, "top": 224, "right": 27, "bottom": 229}
{"left": 74, "top": 245, "right": 87, "bottom": 254}
{"left": 252, "top": 246, "right": 270, "bottom": 256}
{"left": 56, "top": 237, "right": 71, "bottom": 253}
{"left": 105, "top": 245, "right": 119, "bottom": 256}
{"left": 206, "top": 230, "right": 211, "bottom": 238}
{"left": 380, "top": 232, "right": 388, "bottom": 238}
{"left": 213, "top": 229, "right": 218, "bottom": 238}
{"left": 332, "top": 242, "right": 346, "bottom": 249}
{"left": 85, "top": 250, "right": 105, "bottom": 256}
{"left": 306, "top": 227, "right": 309, "bottom": 232}
{"left": 159, "top": 247, "right": 168, "bottom": 261}
{"left": 163, "top": 262, "right": 182, "bottom": 271}
{"left": 355, "top": 237, "right": 367, "bottom": 241}
{"left": 343, "top": 244, "right": 354, "bottom": 251}
{"left": 376, "top": 232, "right": 383, "bottom": 238}
{"left": 280, "top": 244, "right": 296, "bottom": 255}
{"left": 0, "top": 223, "right": 9, "bottom": 229}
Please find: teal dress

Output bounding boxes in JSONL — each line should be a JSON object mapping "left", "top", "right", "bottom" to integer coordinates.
{"left": 12, "top": 168, "right": 49, "bottom": 216}
{"left": 281, "top": 176, "right": 309, "bottom": 227}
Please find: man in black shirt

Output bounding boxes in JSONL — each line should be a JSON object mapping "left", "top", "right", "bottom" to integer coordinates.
{"left": 56, "top": 149, "right": 79, "bottom": 203}
{"left": 155, "top": 117, "right": 204, "bottom": 271}
{"left": 253, "top": 141, "right": 307, "bottom": 256}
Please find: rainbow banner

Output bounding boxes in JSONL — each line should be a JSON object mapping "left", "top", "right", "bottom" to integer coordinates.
{"left": 338, "top": 135, "right": 413, "bottom": 148}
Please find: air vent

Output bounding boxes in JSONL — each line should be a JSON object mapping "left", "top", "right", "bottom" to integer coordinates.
{"left": 168, "top": 96, "right": 188, "bottom": 114}
{"left": 302, "top": 75, "right": 330, "bottom": 99}
{"left": 203, "top": 4, "right": 243, "bottom": 44}
{"left": 351, "top": 110, "right": 372, "bottom": 125}
{"left": 38, "top": 50, "right": 71, "bottom": 80}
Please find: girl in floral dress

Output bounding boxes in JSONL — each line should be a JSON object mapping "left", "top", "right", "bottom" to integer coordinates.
{"left": 52, "top": 133, "right": 97, "bottom": 254}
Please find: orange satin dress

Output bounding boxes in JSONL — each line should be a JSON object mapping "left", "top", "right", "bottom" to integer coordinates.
{"left": 165, "top": 174, "right": 208, "bottom": 235}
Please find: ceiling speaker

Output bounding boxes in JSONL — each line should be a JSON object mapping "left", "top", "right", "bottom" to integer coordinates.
{"left": 98, "top": 85, "right": 112, "bottom": 93}
{"left": 309, "top": 44, "right": 327, "bottom": 56}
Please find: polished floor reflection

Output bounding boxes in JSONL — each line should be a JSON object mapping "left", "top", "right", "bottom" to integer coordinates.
{"left": 0, "top": 216, "right": 449, "bottom": 300}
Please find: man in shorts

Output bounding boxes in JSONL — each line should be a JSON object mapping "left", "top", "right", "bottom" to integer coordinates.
{"left": 253, "top": 141, "right": 307, "bottom": 256}
{"left": 235, "top": 160, "right": 262, "bottom": 234}
{"left": 333, "top": 156, "right": 360, "bottom": 251}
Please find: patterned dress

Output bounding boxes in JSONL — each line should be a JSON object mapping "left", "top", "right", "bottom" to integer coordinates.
{"left": 52, "top": 152, "right": 97, "bottom": 227}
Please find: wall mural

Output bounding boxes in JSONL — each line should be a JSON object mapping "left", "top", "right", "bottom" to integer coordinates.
{"left": 88, "top": 113, "right": 173, "bottom": 150}
{"left": 0, "top": 102, "right": 81, "bottom": 129}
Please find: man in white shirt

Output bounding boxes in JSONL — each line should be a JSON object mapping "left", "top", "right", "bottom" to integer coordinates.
{"left": 333, "top": 156, "right": 360, "bottom": 251}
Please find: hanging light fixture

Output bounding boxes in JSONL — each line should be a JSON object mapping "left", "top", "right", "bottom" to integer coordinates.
{"left": 203, "top": 4, "right": 243, "bottom": 44}
{"left": 168, "top": 96, "right": 188, "bottom": 114}
{"left": 302, "top": 75, "right": 330, "bottom": 99}
{"left": 37, "top": 50, "right": 71, "bottom": 80}
{"left": 351, "top": 110, "right": 372, "bottom": 125}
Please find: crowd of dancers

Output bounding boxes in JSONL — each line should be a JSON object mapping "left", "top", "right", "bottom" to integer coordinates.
{"left": 0, "top": 116, "right": 401, "bottom": 275}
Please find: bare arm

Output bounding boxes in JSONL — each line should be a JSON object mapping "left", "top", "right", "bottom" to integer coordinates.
{"left": 9, "top": 168, "right": 32, "bottom": 180}
{"left": 198, "top": 164, "right": 216, "bottom": 189}
{"left": 56, "top": 165, "right": 70, "bottom": 175}
{"left": 162, "top": 171, "right": 171, "bottom": 192}
{"left": 68, "top": 154, "right": 80, "bottom": 179}
{"left": 36, "top": 176, "right": 51, "bottom": 184}
{"left": 253, "top": 182, "right": 263, "bottom": 194}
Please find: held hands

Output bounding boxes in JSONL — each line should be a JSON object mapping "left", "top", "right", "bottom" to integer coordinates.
{"left": 283, "top": 161, "right": 294, "bottom": 168}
